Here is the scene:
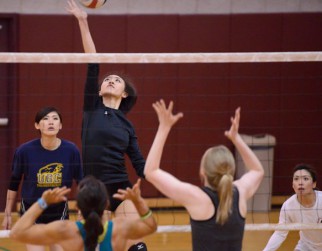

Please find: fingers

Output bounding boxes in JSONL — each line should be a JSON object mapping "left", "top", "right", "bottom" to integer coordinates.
{"left": 113, "top": 180, "right": 141, "bottom": 202}
{"left": 174, "top": 112, "right": 184, "bottom": 120}
{"left": 112, "top": 189, "right": 126, "bottom": 201}
{"left": 234, "top": 107, "right": 241, "bottom": 122}
{"left": 152, "top": 99, "right": 166, "bottom": 112}
{"left": 66, "top": 0, "right": 74, "bottom": 12}
{"left": 152, "top": 99, "right": 183, "bottom": 121}
{"left": 168, "top": 100, "right": 174, "bottom": 112}
{"left": 112, "top": 186, "right": 129, "bottom": 199}
{"left": 134, "top": 178, "right": 141, "bottom": 188}
{"left": 43, "top": 187, "right": 71, "bottom": 204}
{"left": 52, "top": 186, "right": 71, "bottom": 197}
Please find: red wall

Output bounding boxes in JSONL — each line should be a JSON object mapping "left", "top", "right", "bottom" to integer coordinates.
{"left": 11, "top": 13, "right": 322, "bottom": 197}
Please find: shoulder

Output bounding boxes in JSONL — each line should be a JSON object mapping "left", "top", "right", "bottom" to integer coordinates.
{"left": 187, "top": 186, "right": 215, "bottom": 220}
{"left": 316, "top": 190, "right": 322, "bottom": 202}
{"left": 60, "top": 140, "right": 80, "bottom": 151}
{"left": 281, "top": 194, "right": 297, "bottom": 208}
{"left": 60, "top": 139, "right": 78, "bottom": 148}
{"left": 15, "top": 139, "right": 40, "bottom": 153}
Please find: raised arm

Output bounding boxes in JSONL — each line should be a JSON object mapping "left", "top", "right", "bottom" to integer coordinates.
{"left": 145, "top": 100, "right": 183, "bottom": 177}
{"left": 226, "top": 108, "right": 264, "bottom": 201}
{"left": 10, "top": 187, "right": 71, "bottom": 244}
{"left": 66, "top": 0, "right": 96, "bottom": 53}
{"left": 67, "top": 0, "right": 100, "bottom": 110}
{"left": 113, "top": 179, "right": 157, "bottom": 239}
{"left": 143, "top": 100, "right": 205, "bottom": 208}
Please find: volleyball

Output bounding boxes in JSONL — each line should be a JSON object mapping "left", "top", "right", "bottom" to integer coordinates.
{"left": 79, "top": 0, "right": 107, "bottom": 8}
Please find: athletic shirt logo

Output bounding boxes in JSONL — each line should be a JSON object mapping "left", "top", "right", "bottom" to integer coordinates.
{"left": 37, "top": 163, "right": 63, "bottom": 187}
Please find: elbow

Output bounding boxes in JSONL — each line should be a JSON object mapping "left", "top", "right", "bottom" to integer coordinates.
{"left": 259, "top": 167, "right": 265, "bottom": 180}
{"left": 144, "top": 171, "right": 157, "bottom": 184}
{"left": 143, "top": 164, "right": 159, "bottom": 181}
{"left": 9, "top": 225, "right": 26, "bottom": 242}
{"left": 152, "top": 225, "right": 157, "bottom": 234}
{"left": 143, "top": 167, "right": 153, "bottom": 181}
{"left": 144, "top": 170, "right": 151, "bottom": 180}
{"left": 9, "top": 228, "right": 20, "bottom": 241}
{"left": 256, "top": 168, "right": 265, "bottom": 185}
{"left": 149, "top": 220, "right": 158, "bottom": 234}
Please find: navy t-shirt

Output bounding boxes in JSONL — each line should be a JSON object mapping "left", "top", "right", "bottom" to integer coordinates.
{"left": 11, "top": 138, "right": 83, "bottom": 204}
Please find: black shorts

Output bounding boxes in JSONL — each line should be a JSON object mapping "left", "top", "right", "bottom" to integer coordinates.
{"left": 20, "top": 199, "right": 69, "bottom": 224}
{"left": 105, "top": 180, "right": 132, "bottom": 212}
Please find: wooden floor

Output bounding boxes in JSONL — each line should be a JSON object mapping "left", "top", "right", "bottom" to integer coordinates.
{"left": 0, "top": 210, "right": 298, "bottom": 251}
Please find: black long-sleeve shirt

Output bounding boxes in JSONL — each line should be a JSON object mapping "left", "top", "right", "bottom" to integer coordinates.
{"left": 81, "top": 63, "right": 145, "bottom": 184}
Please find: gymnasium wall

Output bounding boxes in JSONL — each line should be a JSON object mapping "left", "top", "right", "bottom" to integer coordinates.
{"left": 8, "top": 13, "right": 322, "bottom": 198}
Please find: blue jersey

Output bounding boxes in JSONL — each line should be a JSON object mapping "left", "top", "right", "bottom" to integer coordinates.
{"left": 12, "top": 138, "right": 83, "bottom": 204}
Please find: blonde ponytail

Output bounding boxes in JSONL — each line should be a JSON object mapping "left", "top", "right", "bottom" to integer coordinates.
{"left": 201, "top": 145, "right": 235, "bottom": 225}
{"left": 216, "top": 173, "right": 233, "bottom": 225}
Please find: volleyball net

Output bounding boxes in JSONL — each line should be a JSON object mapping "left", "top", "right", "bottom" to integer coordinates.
{"left": 0, "top": 52, "right": 322, "bottom": 246}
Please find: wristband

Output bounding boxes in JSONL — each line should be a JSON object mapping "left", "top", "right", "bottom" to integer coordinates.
{"left": 37, "top": 197, "right": 48, "bottom": 210}
{"left": 140, "top": 210, "right": 152, "bottom": 220}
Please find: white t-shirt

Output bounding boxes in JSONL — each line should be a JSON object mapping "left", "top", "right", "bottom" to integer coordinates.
{"left": 263, "top": 190, "right": 322, "bottom": 251}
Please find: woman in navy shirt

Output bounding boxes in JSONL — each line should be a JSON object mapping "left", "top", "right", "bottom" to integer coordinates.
{"left": 2, "top": 106, "right": 83, "bottom": 251}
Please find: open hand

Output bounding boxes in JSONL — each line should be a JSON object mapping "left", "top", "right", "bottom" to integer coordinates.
{"left": 113, "top": 179, "right": 142, "bottom": 202}
{"left": 224, "top": 107, "right": 241, "bottom": 141}
{"left": 66, "top": 0, "right": 87, "bottom": 20}
{"left": 41, "top": 186, "right": 71, "bottom": 206}
{"left": 152, "top": 99, "right": 183, "bottom": 130}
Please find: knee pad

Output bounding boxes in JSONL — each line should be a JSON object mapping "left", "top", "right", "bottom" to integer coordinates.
{"left": 128, "top": 242, "right": 147, "bottom": 251}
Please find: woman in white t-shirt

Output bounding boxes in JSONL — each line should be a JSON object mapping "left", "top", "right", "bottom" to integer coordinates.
{"left": 263, "top": 164, "right": 322, "bottom": 251}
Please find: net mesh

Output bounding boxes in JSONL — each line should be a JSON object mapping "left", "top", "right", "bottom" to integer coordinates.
{"left": 0, "top": 52, "right": 322, "bottom": 251}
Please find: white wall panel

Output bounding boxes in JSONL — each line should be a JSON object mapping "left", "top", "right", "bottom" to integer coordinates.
{"left": 0, "top": 0, "right": 321, "bottom": 14}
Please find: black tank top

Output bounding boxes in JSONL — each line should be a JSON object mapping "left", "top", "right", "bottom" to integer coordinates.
{"left": 190, "top": 186, "right": 245, "bottom": 251}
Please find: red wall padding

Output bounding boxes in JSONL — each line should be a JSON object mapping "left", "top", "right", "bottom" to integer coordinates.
{"left": 14, "top": 13, "right": 322, "bottom": 197}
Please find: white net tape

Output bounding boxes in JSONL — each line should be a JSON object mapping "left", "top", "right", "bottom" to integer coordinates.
{"left": 0, "top": 52, "right": 322, "bottom": 63}
{"left": 0, "top": 230, "right": 10, "bottom": 238}
{"left": 1, "top": 223, "right": 322, "bottom": 238}
{"left": 158, "top": 223, "right": 322, "bottom": 233}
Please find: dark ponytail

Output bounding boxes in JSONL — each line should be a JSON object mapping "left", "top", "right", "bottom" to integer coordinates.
{"left": 77, "top": 176, "right": 108, "bottom": 251}
{"left": 84, "top": 211, "right": 104, "bottom": 251}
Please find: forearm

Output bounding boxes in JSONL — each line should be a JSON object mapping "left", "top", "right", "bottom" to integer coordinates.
{"left": 5, "top": 190, "right": 17, "bottom": 215}
{"left": 132, "top": 197, "right": 150, "bottom": 218}
{"left": 77, "top": 17, "right": 96, "bottom": 53}
{"left": 132, "top": 197, "right": 157, "bottom": 234}
{"left": 233, "top": 134, "right": 263, "bottom": 174}
{"left": 10, "top": 200, "right": 44, "bottom": 239}
{"left": 144, "top": 125, "right": 170, "bottom": 176}
{"left": 263, "top": 231, "right": 288, "bottom": 251}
